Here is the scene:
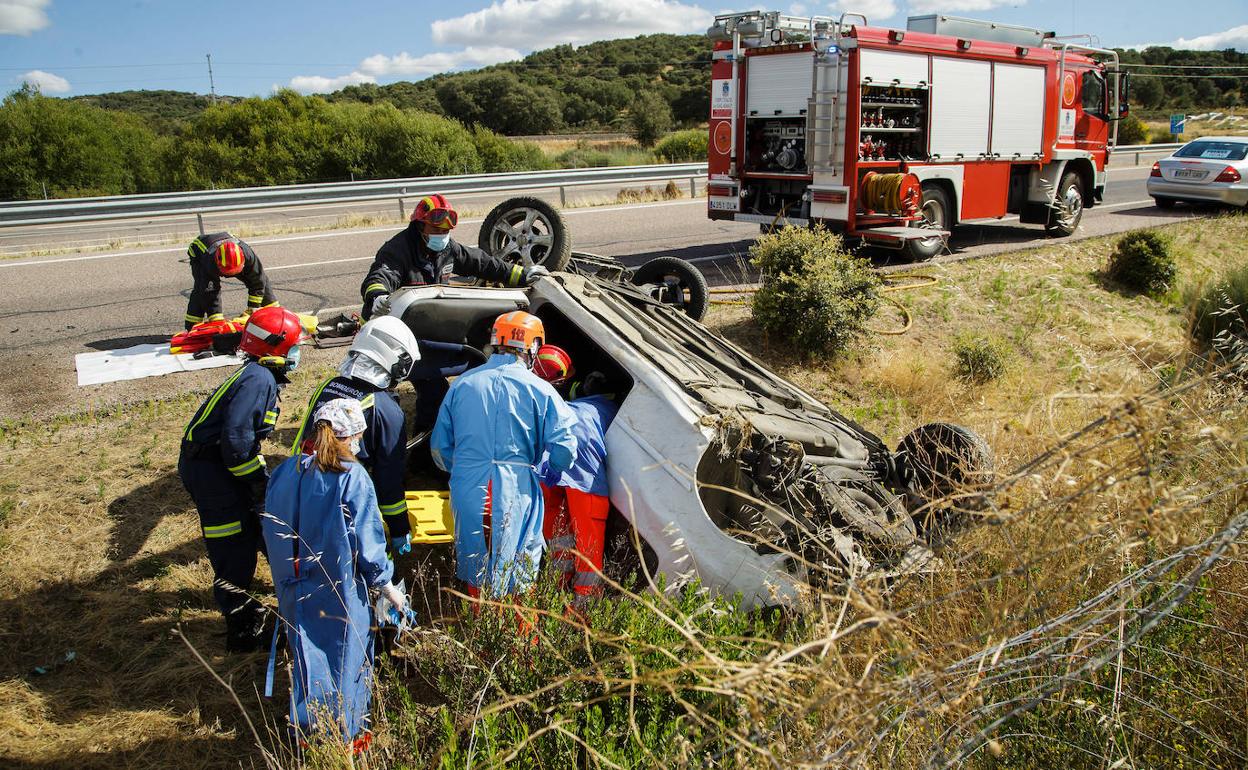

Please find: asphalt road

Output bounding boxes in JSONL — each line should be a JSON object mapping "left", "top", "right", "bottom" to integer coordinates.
{"left": 0, "top": 162, "right": 1217, "bottom": 419}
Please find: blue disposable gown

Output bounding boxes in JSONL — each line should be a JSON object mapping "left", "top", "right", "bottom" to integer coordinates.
{"left": 538, "top": 395, "right": 619, "bottom": 497}
{"left": 430, "top": 353, "right": 578, "bottom": 595}
{"left": 262, "top": 456, "right": 394, "bottom": 743}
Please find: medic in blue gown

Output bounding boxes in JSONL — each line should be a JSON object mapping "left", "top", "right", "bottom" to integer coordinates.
{"left": 430, "top": 310, "right": 578, "bottom": 598}
{"left": 262, "top": 398, "right": 412, "bottom": 747}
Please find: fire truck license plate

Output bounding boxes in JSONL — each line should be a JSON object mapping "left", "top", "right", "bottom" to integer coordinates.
{"left": 709, "top": 198, "right": 738, "bottom": 211}
{"left": 1174, "top": 169, "right": 1207, "bottom": 180}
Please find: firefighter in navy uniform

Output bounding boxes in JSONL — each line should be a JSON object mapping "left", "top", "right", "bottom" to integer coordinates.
{"left": 178, "top": 305, "right": 304, "bottom": 652}
{"left": 359, "top": 194, "right": 550, "bottom": 433}
{"left": 290, "top": 316, "right": 420, "bottom": 554}
{"left": 185, "top": 232, "right": 279, "bottom": 330}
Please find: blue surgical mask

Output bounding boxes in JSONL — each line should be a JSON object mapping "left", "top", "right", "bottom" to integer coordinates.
{"left": 284, "top": 344, "right": 301, "bottom": 372}
{"left": 425, "top": 233, "right": 450, "bottom": 251}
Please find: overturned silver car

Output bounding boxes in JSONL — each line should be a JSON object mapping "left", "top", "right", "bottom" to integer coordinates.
{"left": 387, "top": 253, "right": 989, "bottom": 608}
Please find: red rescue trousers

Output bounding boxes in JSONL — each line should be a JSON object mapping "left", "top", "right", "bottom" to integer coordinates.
{"left": 542, "top": 484, "right": 609, "bottom": 596}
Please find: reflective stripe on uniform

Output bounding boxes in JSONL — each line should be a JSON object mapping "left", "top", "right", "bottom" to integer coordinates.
{"left": 190, "top": 237, "right": 207, "bottom": 255}
{"left": 507, "top": 264, "right": 523, "bottom": 286}
{"left": 247, "top": 294, "right": 264, "bottom": 304}
{"left": 364, "top": 283, "right": 387, "bottom": 295}
{"left": 573, "top": 572, "right": 602, "bottom": 588}
{"left": 203, "top": 520, "right": 243, "bottom": 538}
{"left": 360, "top": 394, "right": 375, "bottom": 410}
{"left": 290, "top": 377, "right": 334, "bottom": 452}
{"left": 379, "top": 499, "right": 408, "bottom": 517}
{"left": 228, "top": 455, "right": 264, "bottom": 476}
{"left": 185, "top": 366, "right": 246, "bottom": 441}
{"left": 263, "top": 410, "right": 278, "bottom": 425}
{"left": 207, "top": 313, "right": 225, "bottom": 321}
{"left": 263, "top": 300, "right": 280, "bottom": 308}
{"left": 185, "top": 313, "right": 203, "bottom": 324}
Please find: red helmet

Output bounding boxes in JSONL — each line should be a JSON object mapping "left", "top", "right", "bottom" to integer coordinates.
{"left": 239, "top": 306, "right": 303, "bottom": 359}
{"left": 533, "top": 345, "right": 574, "bottom": 385}
{"left": 410, "top": 194, "right": 458, "bottom": 231}
{"left": 214, "top": 240, "right": 246, "bottom": 276}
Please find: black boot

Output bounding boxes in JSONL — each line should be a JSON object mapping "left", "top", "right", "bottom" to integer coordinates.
{"left": 224, "top": 604, "right": 267, "bottom": 653}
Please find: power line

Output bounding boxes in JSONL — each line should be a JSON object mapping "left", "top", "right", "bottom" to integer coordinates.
{"left": 1121, "top": 62, "right": 1248, "bottom": 70}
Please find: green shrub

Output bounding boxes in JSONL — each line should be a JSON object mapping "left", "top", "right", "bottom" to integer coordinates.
{"left": 653, "top": 128, "right": 708, "bottom": 162}
{"left": 628, "top": 90, "right": 673, "bottom": 147}
{"left": 1186, "top": 262, "right": 1248, "bottom": 361}
{"left": 750, "top": 225, "right": 881, "bottom": 357}
{"left": 470, "top": 125, "right": 550, "bottom": 173}
{"left": 1117, "top": 113, "right": 1149, "bottom": 145}
{"left": 952, "top": 332, "right": 1009, "bottom": 384}
{"left": 1104, "top": 229, "right": 1178, "bottom": 296}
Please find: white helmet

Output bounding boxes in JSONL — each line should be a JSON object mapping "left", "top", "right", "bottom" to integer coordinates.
{"left": 339, "top": 316, "right": 420, "bottom": 388}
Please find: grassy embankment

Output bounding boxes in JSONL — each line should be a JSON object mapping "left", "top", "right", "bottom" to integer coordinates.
{"left": 0, "top": 214, "right": 1246, "bottom": 767}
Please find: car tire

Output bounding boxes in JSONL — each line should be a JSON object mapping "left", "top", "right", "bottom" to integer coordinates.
{"left": 1046, "top": 171, "right": 1084, "bottom": 236}
{"left": 478, "top": 196, "right": 572, "bottom": 272}
{"left": 1152, "top": 196, "right": 1176, "bottom": 209}
{"left": 631, "top": 256, "right": 710, "bottom": 321}
{"left": 817, "top": 468, "right": 917, "bottom": 550}
{"left": 896, "top": 422, "right": 993, "bottom": 534}
{"left": 905, "top": 185, "right": 951, "bottom": 262}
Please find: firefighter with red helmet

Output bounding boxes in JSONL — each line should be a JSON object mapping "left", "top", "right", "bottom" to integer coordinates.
{"left": 178, "top": 305, "right": 303, "bottom": 652}
{"left": 185, "top": 232, "right": 279, "bottom": 330}
{"left": 532, "top": 345, "right": 620, "bottom": 603}
{"left": 360, "top": 195, "right": 551, "bottom": 434}
{"left": 359, "top": 194, "right": 548, "bottom": 321}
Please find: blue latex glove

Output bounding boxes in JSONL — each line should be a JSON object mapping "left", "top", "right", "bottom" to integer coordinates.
{"left": 387, "top": 606, "right": 419, "bottom": 629}
{"left": 390, "top": 534, "right": 412, "bottom": 555}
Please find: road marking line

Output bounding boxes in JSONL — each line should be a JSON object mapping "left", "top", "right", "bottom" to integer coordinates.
{"left": 0, "top": 198, "right": 706, "bottom": 270}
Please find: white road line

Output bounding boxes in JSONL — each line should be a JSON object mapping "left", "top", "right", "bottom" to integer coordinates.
{"left": 0, "top": 198, "right": 705, "bottom": 270}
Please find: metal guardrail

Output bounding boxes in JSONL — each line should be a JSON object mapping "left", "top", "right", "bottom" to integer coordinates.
{"left": 1116, "top": 143, "right": 1183, "bottom": 165}
{"left": 0, "top": 163, "right": 708, "bottom": 228}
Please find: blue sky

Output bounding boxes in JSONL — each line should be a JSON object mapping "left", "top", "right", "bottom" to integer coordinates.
{"left": 1, "top": 0, "right": 1245, "bottom": 98}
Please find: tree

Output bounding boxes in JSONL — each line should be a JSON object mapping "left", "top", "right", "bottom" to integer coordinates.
{"left": 435, "top": 72, "right": 563, "bottom": 135}
{"left": 628, "top": 91, "right": 673, "bottom": 147}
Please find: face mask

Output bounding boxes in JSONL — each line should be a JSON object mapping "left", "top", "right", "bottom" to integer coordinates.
{"left": 284, "top": 344, "right": 301, "bottom": 372}
{"left": 349, "top": 437, "right": 361, "bottom": 455}
{"left": 425, "top": 233, "right": 450, "bottom": 252}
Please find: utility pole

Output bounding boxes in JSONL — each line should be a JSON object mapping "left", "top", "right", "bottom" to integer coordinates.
{"left": 206, "top": 54, "right": 216, "bottom": 103}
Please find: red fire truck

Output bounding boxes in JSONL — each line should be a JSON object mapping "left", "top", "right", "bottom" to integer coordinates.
{"left": 705, "top": 11, "right": 1128, "bottom": 259}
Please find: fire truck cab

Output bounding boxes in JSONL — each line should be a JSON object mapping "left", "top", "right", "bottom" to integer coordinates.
{"left": 706, "top": 11, "right": 1128, "bottom": 259}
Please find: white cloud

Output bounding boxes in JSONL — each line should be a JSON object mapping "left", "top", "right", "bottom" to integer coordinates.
{"left": 358, "top": 46, "right": 522, "bottom": 78}
{"left": 0, "top": 0, "right": 50, "bottom": 35}
{"left": 19, "top": 69, "right": 68, "bottom": 93}
{"left": 830, "top": 0, "right": 897, "bottom": 22}
{"left": 288, "top": 45, "right": 522, "bottom": 94}
{"left": 909, "top": 0, "right": 1017, "bottom": 12}
{"left": 1163, "top": 24, "right": 1248, "bottom": 51}
{"left": 287, "top": 71, "right": 375, "bottom": 94}
{"left": 431, "top": 0, "right": 714, "bottom": 49}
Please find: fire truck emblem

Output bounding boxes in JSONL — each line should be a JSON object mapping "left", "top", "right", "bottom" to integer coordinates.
{"left": 1062, "top": 73, "right": 1076, "bottom": 107}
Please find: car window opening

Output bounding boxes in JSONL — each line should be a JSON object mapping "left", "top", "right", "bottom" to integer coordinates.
{"left": 531, "top": 303, "right": 634, "bottom": 398}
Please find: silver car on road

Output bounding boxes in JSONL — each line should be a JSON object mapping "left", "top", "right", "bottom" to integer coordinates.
{"left": 1148, "top": 136, "right": 1248, "bottom": 208}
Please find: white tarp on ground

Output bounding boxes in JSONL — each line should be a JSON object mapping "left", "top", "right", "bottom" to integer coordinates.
{"left": 75, "top": 344, "right": 243, "bottom": 386}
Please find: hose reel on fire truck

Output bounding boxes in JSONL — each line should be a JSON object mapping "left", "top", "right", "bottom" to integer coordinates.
{"left": 859, "top": 172, "right": 922, "bottom": 218}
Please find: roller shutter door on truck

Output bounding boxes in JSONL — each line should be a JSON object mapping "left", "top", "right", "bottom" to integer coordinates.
{"left": 989, "top": 63, "right": 1046, "bottom": 158}
{"left": 930, "top": 56, "right": 992, "bottom": 159}
{"left": 745, "top": 52, "right": 813, "bottom": 117}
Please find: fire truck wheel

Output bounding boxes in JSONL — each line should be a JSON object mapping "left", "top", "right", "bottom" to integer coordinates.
{"left": 478, "top": 196, "right": 572, "bottom": 271}
{"left": 1046, "top": 171, "right": 1085, "bottom": 236}
{"left": 905, "top": 185, "right": 950, "bottom": 261}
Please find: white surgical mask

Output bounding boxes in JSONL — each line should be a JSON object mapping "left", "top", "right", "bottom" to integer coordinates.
{"left": 425, "top": 233, "right": 450, "bottom": 251}
{"left": 349, "top": 438, "right": 361, "bottom": 455}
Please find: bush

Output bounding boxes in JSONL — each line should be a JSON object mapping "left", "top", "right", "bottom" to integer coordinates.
{"left": 653, "top": 128, "right": 708, "bottom": 162}
{"left": 750, "top": 225, "right": 881, "bottom": 357}
{"left": 628, "top": 90, "right": 674, "bottom": 147}
{"left": 952, "top": 333, "right": 1009, "bottom": 384}
{"left": 1117, "top": 113, "right": 1149, "bottom": 145}
{"left": 470, "top": 125, "right": 550, "bottom": 173}
{"left": 1186, "top": 263, "right": 1248, "bottom": 362}
{"left": 1104, "top": 229, "right": 1178, "bottom": 295}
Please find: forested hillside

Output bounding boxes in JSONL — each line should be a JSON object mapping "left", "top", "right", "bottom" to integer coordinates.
{"left": 1119, "top": 47, "right": 1248, "bottom": 110}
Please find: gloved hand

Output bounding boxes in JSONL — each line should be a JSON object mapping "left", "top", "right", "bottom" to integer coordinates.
{"left": 379, "top": 582, "right": 417, "bottom": 629}
{"left": 522, "top": 265, "right": 550, "bottom": 285}
{"left": 371, "top": 293, "right": 391, "bottom": 317}
{"left": 390, "top": 533, "right": 412, "bottom": 556}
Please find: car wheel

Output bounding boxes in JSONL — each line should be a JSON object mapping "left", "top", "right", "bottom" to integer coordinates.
{"left": 1152, "top": 196, "right": 1176, "bottom": 209}
{"left": 630, "top": 256, "right": 710, "bottom": 321}
{"left": 896, "top": 422, "right": 993, "bottom": 534}
{"left": 1046, "top": 171, "right": 1084, "bottom": 236}
{"left": 905, "top": 185, "right": 951, "bottom": 261}
{"left": 478, "top": 196, "right": 572, "bottom": 271}
{"left": 816, "top": 468, "right": 917, "bottom": 550}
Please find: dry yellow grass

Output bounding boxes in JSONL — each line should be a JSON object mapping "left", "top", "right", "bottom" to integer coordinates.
{"left": 1, "top": 216, "right": 1246, "bottom": 766}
